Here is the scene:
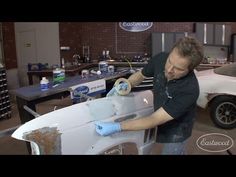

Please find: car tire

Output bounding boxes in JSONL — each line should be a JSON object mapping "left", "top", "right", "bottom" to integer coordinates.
{"left": 210, "top": 96, "right": 236, "bottom": 129}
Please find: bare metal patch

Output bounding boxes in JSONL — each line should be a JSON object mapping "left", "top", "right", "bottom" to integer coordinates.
{"left": 23, "top": 127, "right": 62, "bottom": 155}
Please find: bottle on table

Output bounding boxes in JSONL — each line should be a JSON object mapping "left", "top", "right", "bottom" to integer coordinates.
{"left": 40, "top": 77, "right": 49, "bottom": 91}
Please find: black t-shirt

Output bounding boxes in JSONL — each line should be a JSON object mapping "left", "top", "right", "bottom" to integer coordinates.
{"left": 142, "top": 52, "right": 200, "bottom": 143}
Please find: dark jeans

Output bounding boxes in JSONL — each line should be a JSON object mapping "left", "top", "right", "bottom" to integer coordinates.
{"left": 161, "top": 139, "right": 188, "bottom": 155}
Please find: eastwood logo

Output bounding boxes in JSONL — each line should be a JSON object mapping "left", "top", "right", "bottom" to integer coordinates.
{"left": 196, "top": 133, "right": 234, "bottom": 153}
{"left": 73, "top": 86, "right": 89, "bottom": 97}
{"left": 119, "top": 22, "right": 153, "bottom": 32}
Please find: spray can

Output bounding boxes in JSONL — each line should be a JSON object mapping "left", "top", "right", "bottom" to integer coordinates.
{"left": 40, "top": 77, "right": 49, "bottom": 91}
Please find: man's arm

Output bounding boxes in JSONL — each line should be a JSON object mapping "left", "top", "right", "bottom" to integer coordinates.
{"left": 127, "top": 70, "right": 146, "bottom": 88}
{"left": 121, "top": 107, "right": 174, "bottom": 131}
{"left": 95, "top": 107, "right": 174, "bottom": 136}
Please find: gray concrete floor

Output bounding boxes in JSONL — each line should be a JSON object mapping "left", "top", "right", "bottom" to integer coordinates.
{"left": 0, "top": 96, "right": 235, "bottom": 155}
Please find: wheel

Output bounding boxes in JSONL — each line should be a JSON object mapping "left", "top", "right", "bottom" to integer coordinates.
{"left": 210, "top": 96, "right": 236, "bottom": 129}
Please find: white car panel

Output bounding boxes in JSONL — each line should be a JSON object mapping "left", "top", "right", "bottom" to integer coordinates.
{"left": 11, "top": 90, "right": 156, "bottom": 155}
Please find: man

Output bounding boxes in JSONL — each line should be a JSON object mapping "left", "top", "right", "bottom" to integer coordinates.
{"left": 95, "top": 36, "right": 203, "bottom": 155}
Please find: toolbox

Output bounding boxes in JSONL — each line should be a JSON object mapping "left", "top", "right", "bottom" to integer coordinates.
{"left": 0, "top": 67, "right": 11, "bottom": 119}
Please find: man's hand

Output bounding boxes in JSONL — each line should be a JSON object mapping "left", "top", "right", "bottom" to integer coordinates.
{"left": 106, "top": 78, "right": 131, "bottom": 97}
{"left": 95, "top": 121, "right": 121, "bottom": 136}
{"left": 106, "top": 82, "right": 129, "bottom": 97}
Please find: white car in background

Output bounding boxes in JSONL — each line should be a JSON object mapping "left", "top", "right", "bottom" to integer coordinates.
{"left": 196, "top": 63, "right": 236, "bottom": 129}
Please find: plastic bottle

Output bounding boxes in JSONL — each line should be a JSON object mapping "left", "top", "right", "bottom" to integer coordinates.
{"left": 61, "top": 58, "right": 65, "bottom": 69}
{"left": 40, "top": 77, "right": 49, "bottom": 91}
{"left": 53, "top": 68, "right": 65, "bottom": 85}
{"left": 106, "top": 50, "right": 111, "bottom": 60}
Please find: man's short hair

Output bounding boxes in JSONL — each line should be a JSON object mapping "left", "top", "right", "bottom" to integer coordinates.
{"left": 172, "top": 37, "right": 204, "bottom": 71}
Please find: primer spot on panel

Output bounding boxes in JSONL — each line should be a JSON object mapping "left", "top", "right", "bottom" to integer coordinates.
{"left": 87, "top": 100, "right": 117, "bottom": 120}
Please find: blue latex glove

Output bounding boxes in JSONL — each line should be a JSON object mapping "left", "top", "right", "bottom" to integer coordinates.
{"left": 106, "top": 82, "right": 128, "bottom": 97}
{"left": 95, "top": 121, "right": 121, "bottom": 136}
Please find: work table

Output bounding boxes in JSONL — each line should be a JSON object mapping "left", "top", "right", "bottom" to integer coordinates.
{"left": 15, "top": 69, "right": 132, "bottom": 123}
{"left": 27, "top": 62, "right": 147, "bottom": 85}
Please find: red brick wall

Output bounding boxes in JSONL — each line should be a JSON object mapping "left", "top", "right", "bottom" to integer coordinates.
{"left": 226, "top": 22, "right": 236, "bottom": 34}
{"left": 59, "top": 22, "right": 196, "bottom": 62}
{"left": 3, "top": 22, "right": 236, "bottom": 69}
{"left": 2, "top": 22, "right": 17, "bottom": 69}
{"left": 59, "top": 22, "right": 82, "bottom": 62}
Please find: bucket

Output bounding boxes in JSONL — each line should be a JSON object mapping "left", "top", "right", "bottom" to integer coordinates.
{"left": 108, "top": 65, "right": 115, "bottom": 73}
{"left": 98, "top": 61, "right": 108, "bottom": 74}
{"left": 81, "top": 69, "right": 89, "bottom": 78}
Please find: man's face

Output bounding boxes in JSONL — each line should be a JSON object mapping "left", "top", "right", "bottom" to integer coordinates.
{"left": 164, "top": 48, "right": 190, "bottom": 81}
